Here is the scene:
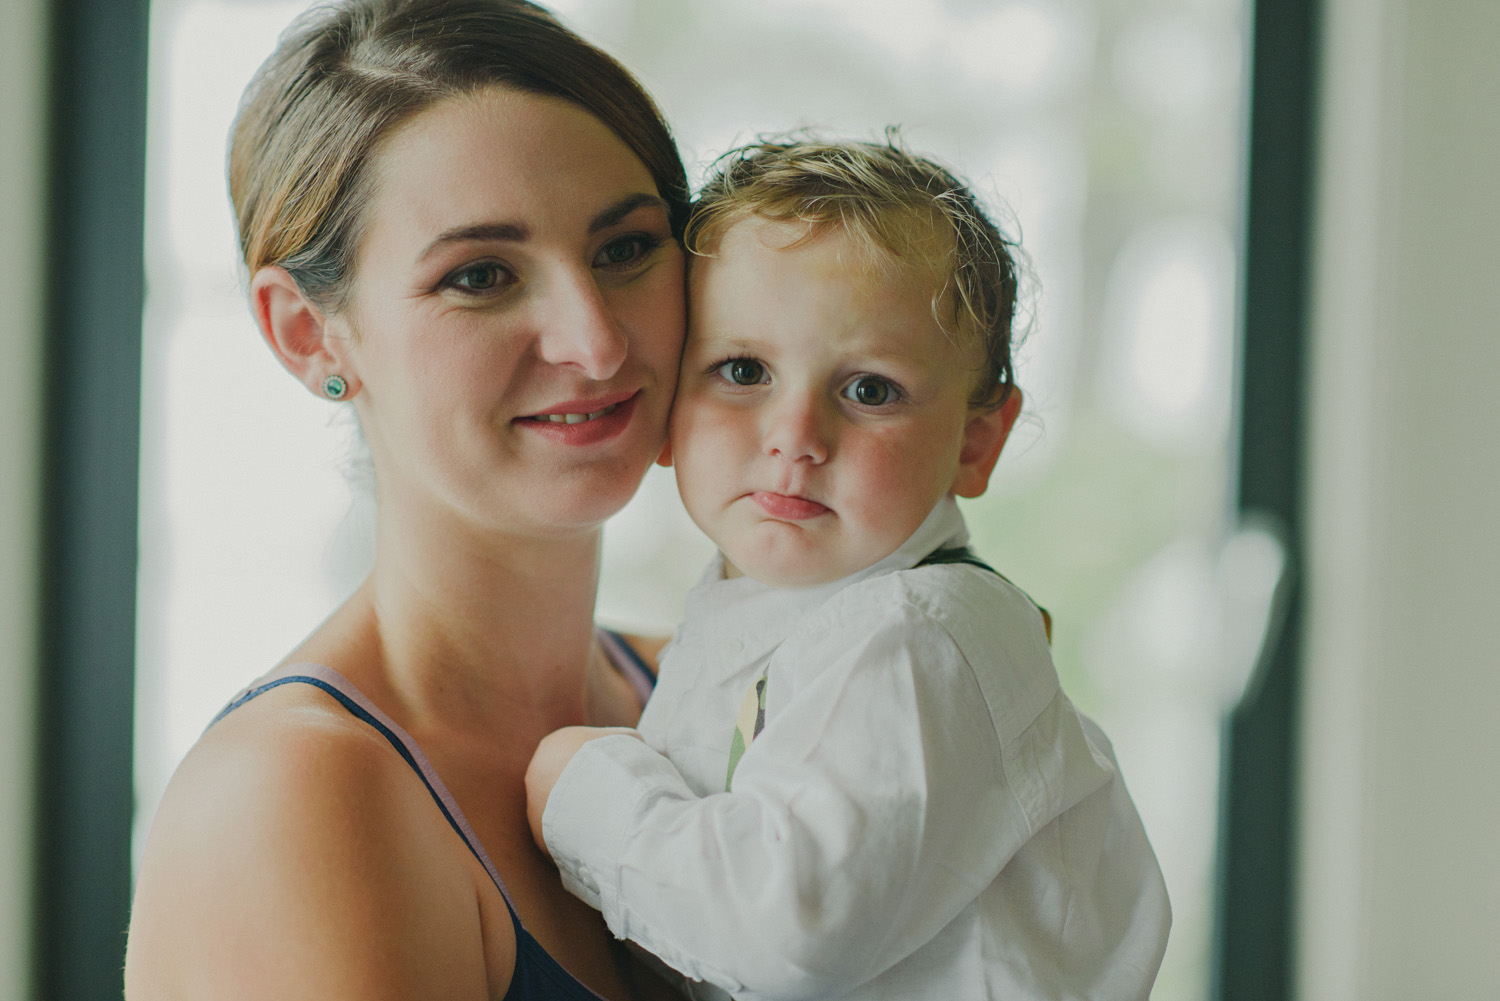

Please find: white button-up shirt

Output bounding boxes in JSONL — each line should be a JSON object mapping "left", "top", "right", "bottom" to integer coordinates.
{"left": 545, "top": 498, "right": 1170, "bottom": 1000}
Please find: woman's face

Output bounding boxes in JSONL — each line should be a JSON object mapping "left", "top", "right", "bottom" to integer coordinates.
{"left": 335, "top": 87, "right": 685, "bottom": 539}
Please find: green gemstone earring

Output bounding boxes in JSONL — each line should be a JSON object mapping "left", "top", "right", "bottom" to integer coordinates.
{"left": 321, "top": 374, "right": 349, "bottom": 400}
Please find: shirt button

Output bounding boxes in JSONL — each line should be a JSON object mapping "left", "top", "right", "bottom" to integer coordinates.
{"left": 726, "top": 637, "right": 744, "bottom": 656}
{"left": 577, "top": 866, "right": 600, "bottom": 895}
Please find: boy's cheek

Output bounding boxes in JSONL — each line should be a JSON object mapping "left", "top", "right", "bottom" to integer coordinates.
{"left": 667, "top": 386, "right": 723, "bottom": 442}
{"left": 672, "top": 401, "right": 750, "bottom": 459}
{"left": 667, "top": 407, "right": 745, "bottom": 502}
{"left": 665, "top": 393, "right": 696, "bottom": 449}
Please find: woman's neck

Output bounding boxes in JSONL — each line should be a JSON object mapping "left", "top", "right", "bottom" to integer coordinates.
{"left": 304, "top": 499, "right": 609, "bottom": 749}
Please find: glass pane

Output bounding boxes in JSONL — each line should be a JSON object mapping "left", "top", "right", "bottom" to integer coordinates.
{"left": 137, "top": 3, "right": 1249, "bottom": 998}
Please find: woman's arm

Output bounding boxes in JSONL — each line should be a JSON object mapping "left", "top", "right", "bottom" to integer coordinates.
{"left": 126, "top": 704, "right": 505, "bottom": 1001}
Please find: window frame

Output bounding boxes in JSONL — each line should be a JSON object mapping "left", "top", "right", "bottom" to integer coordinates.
{"left": 35, "top": 0, "right": 149, "bottom": 995}
{"left": 1213, "top": 0, "right": 1322, "bottom": 998}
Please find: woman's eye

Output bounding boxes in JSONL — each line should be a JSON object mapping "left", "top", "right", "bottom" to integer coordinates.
{"left": 446, "top": 262, "right": 509, "bottom": 294}
{"left": 715, "top": 358, "right": 768, "bottom": 386}
{"left": 594, "top": 234, "right": 660, "bottom": 271}
{"left": 843, "top": 376, "right": 898, "bottom": 407}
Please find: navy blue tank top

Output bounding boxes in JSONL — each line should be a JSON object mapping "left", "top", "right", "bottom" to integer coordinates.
{"left": 209, "top": 630, "right": 658, "bottom": 1001}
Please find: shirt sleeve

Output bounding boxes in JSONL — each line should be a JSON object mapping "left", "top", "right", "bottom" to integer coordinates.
{"left": 543, "top": 577, "right": 1109, "bottom": 1001}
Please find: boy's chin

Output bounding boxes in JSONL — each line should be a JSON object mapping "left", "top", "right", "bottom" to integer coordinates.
{"left": 720, "top": 551, "right": 850, "bottom": 590}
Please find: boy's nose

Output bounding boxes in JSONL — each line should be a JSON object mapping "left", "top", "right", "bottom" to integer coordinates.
{"left": 762, "top": 392, "right": 830, "bottom": 465}
{"left": 533, "top": 268, "right": 628, "bottom": 381}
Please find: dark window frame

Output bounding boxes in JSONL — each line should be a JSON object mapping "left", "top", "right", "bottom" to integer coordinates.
{"left": 35, "top": 0, "right": 149, "bottom": 997}
{"left": 1213, "top": 0, "right": 1321, "bottom": 998}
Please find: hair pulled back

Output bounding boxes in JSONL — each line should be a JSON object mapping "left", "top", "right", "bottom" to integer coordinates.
{"left": 230, "top": 0, "right": 689, "bottom": 311}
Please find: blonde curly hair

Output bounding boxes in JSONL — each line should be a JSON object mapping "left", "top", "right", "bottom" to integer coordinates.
{"left": 685, "top": 135, "right": 1023, "bottom": 408}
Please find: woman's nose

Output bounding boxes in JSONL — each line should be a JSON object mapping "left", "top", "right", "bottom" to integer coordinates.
{"left": 534, "top": 269, "right": 628, "bottom": 381}
{"left": 762, "top": 391, "right": 831, "bottom": 465}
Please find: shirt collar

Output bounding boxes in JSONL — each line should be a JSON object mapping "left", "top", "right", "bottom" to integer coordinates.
{"left": 677, "top": 497, "right": 970, "bottom": 664}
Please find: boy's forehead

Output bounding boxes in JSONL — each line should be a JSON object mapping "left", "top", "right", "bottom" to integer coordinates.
{"left": 687, "top": 214, "right": 989, "bottom": 388}
{"left": 694, "top": 215, "right": 939, "bottom": 296}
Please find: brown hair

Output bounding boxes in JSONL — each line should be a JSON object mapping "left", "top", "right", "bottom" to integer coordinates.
{"left": 229, "top": 0, "right": 689, "bottom": 311}
{"left": 685, "top": 136, "right": 1022, "bottom": 408}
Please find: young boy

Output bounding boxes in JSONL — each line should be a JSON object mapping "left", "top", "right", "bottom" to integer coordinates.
{"left": 526, "top": 139, "right": 1171, "bottom": 1001}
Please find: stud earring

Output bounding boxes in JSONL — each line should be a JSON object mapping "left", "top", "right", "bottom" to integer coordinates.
{"left": 321, "top": 374, "right": 349, "bottom": 400}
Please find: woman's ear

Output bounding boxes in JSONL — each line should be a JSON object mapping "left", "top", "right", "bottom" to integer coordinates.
{"left": 951, "top": 388, "right": 1023, "bottom": 499}
{"left": 250, "top": 266, "right": 359, "bottom": 400}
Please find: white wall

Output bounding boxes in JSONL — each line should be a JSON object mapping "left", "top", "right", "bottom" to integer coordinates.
{"left": 0, "top": 0, "right": 46, "bottom": 995}
{"left": 1300, "top": 0, "right": 1500, "bottom": 997}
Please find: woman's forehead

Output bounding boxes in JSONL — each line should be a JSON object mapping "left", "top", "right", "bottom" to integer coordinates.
{"left": 366, "top": 87, "right": 659, "bottom": 241}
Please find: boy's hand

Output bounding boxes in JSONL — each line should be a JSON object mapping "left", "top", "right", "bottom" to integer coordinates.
{"left": 525, "top": 726, "right": 640, "bottom": 857}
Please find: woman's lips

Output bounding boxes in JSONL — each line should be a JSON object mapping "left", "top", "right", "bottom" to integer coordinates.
{"left": 516, "top": 391, "right": 639, "bottom": 445}
{"left": 751, "top": 491, "right": 830, "bottom": 520}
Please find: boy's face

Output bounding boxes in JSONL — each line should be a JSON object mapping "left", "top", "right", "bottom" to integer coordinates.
{"left": 667, "top": 216, "right": 1006, "bottom": 588}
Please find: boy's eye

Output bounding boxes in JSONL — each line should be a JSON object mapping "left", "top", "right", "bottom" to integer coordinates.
{"left": 715, "top": 358, "right": 768, "bottom": 386}
{"left": 843, "top": 375, "right": 898, "bottom": 407}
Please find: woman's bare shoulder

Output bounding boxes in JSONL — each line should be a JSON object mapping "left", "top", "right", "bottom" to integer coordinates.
{"left": 126, "top": 685, "right": 506, "bottom": 1000}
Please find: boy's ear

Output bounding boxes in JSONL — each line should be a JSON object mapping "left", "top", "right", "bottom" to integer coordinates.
{"left": 250, "top": 265, "right": 360, "bottom": 400}
{"left": 951, "top": 388, "right": 1023, "bottom": 499}
{"left": 655, "top": 438, "right": 673, "bottom": 468}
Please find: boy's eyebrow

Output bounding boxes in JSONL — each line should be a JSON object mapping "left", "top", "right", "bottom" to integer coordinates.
{"left": 689, "top": 335, "right": 765, "bottom": 355}
{"left": 694, "top": 333, "right": 760, "bottom": 346}
{"left": 416, "top": 193, "right": 668, "bottom": 262}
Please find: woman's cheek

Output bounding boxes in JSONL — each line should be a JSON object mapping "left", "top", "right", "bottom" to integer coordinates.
{"left": 633, "top": 255, "right": 688, "bottom": 362}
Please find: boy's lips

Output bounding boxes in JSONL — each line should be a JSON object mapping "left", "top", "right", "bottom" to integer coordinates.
{"left": 751, "top": 491, "right": 830, "bottom": 520}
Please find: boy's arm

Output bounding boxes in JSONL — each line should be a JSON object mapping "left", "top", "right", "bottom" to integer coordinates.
{"left": 539, "top": 586, "right": 1110, "bottom": 1001}
{"left": 525, "top": 725, "right": 640, "bottom": 855}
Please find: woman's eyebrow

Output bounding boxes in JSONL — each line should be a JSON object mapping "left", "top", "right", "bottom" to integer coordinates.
{"left": 589, "top": 192, "right": 669, "bottom": 234}
{"left": 415, "top": 193, "right": 667, "bottom": 263}
{"left": 418, "top": 221, "right": 528, "bottom": 261}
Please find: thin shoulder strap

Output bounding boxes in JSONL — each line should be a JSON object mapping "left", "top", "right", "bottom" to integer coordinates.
{"left": 210, "top": 664, "right": 518, "bottom": 912}
{"left": 916, "top": 545, "right": 1054, "bottom": 642}
{"left": 596, "top": 627, "right": 657, "bottom": 708}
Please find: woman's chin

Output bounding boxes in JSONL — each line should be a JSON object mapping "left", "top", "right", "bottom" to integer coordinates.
{"left": 518, "top": 458, "right": 656, "bottom": 533}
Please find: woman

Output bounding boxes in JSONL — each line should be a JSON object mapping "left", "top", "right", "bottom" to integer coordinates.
{"left": 124, "top": 1, "right": 689, "bottom": 997}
